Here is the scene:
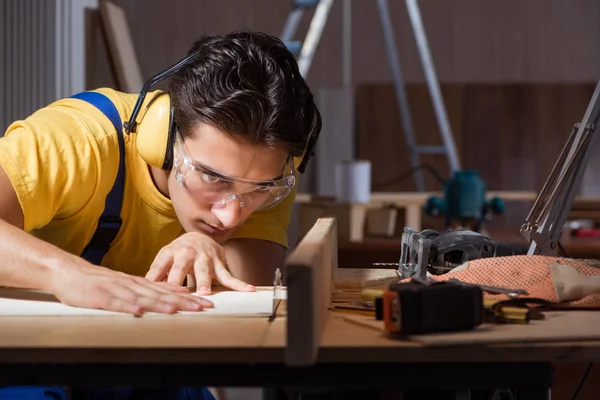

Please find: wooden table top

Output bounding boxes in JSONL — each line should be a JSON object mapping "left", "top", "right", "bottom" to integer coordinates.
{"left": 1, "top": 309, "right": 600, "bottom": 365}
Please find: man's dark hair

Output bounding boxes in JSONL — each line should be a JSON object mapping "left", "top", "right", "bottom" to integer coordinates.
{"left": 169, "top": 31, "right": 321, "bottom": 159}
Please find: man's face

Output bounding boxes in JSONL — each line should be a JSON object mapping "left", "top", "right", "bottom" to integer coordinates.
{"left": 168, "top": 123, "right": 290, "bottom": 243}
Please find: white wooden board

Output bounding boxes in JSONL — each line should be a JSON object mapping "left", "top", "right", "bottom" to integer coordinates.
{"left": 99, "top": 1, "right": 144, "bottom": 92}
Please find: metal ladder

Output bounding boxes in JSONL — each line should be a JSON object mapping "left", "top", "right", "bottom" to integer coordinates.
{"left": 280, "top": 0, "right": 461, "bottom": 191}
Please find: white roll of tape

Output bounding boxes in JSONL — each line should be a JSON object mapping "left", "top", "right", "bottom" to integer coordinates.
{"left": 335, "top": 160, "right": 371, "bottom": 203}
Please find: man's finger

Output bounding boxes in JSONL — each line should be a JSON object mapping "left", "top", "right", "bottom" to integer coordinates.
{"left": 145, "top": 250, "right": 173, "bottom": 282}
{"left": 96, "top": 286, "right": 143, "bottom": 316}
{"left": 105, "top": 297, "right": 144, "bottom": 316}
{"left": 190, "top": 294, "right": 214, "bottom": 308}
{"left": 155, "top": 282, "right": 192, "bottom": 293}
{"left": 213, "top": 260, "right": 255, "bottom": 292}
{"left": 135, "top": 276, "right": 191, "bottom": 294}
{"left": 127, "top": 282, "right": 209, "bottom": 311}
{"left": 166, "top": 256, "right": 192, "bottom": 287}
{"left": 102, "top": 285, "right": 178, "bottom": 315}
{"left": 126, "top": 295, "right": 178, "bottom": 314}
{"left": 114, "top": 277, "right": 213, "bottom": 310}
{"left": 193, "top": 258, "right": 212, "bottom": 295}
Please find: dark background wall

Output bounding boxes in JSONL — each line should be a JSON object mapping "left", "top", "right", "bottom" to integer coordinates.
{"left": 87, "top": 0, "right": 600, "bottom": 87}
{"left": 85, "top": 0, "right": 600, "bottom": 231}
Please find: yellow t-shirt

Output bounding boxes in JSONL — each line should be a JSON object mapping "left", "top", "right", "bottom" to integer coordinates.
{"left": 0, "top": 88, "right": 297, "bottom": 276}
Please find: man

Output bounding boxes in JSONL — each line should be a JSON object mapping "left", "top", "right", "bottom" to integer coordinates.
{"left": 0, "top": 31, "right": 321, "bottom": 398}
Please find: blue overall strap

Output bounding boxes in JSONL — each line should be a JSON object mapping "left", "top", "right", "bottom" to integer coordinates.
{"left": 70, "top": 91, "right": 126, "bottom": 265}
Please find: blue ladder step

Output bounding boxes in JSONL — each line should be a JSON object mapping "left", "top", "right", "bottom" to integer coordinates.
{"left": 284, "top": 41, "right": 303, "bottom": 54}
{"left": 293, "top": 0, "right": 320, "bottom": 8}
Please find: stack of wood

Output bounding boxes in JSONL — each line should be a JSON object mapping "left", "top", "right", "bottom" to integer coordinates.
{"left": 332, "top": 268, "right": 400, "bottom": 303}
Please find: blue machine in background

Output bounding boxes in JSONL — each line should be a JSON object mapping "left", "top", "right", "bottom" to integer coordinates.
{"left": 424, "top": 170, "right": 505, "bottom": 232}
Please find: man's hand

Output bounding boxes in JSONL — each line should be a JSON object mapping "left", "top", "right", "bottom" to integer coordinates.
{"left": 49, "top": 262, "right": 213, "bottom": 316}
{"left": 145, "top": 232, "right": 255, "bottom": 295}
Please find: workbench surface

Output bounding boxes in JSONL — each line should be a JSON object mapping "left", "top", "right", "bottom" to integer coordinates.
{"left": 1, "top": 216, "right": 598, "bottom": 393}
{"left": 1, "top": 309, "right": 599, "bottom": 364}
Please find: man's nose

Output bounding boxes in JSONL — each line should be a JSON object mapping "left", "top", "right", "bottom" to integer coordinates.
{"left": 211, "top": 196, "right": 244, "bottom": 228}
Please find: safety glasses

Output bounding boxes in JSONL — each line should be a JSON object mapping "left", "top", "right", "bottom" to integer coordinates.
{"left": 173, "top": 130, "right": 296, "bottom": 211}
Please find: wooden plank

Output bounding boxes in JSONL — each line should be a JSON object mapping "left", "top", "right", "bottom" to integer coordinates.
{"left": 333, "top": 268, "right": 399, "bottom": 285}
{"left": 285, "top": 217, "right": 337, "bottom": 366}
{"left": 297, "top": 202, "right": 364, "bottom": 243}
{"left": 365, "top": 207, "right": 398, "bottom": 237}
{"left": 99, "top": 0, "right": 144, "bottom": 92}
{"left": 405, "top": 204, "right": 422, "bottom": 231}
{"left": 332, "top": 268, "right": 399, "bottom": 303}
{"left": 349, "top": 204, "right": 366, "bottom": 241}
{"left": 297, "top": 192, "right": 600, "bottom": 212}
{"left": 296, "top": 191, "right": 539, "bottom": 205}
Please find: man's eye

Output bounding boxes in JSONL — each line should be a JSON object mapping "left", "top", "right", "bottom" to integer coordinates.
{"left": 201, "top": 173, "right": 222, "bottom": 184}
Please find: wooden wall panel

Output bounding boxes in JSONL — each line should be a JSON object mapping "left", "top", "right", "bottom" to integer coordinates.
{"left": 335, "top": 0, "right": 600, "bottom": 84}
{"left": 86, "top": 0, "right": 600, "bottom": 91}
{"left": 356, "top": 83, "right": 596, "bottom": 229}
{"left": 357, "top": 84, "right": 464, "bottom": 193}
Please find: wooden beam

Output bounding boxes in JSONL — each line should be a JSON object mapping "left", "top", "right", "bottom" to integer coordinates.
{"left": 99, "top": 0, "right": 144, "bottom": 92}
{"left": 295, "top": 191, "right": 540, "bottom": 205}
{"left": 285, "top": 217, "right": 337, "bottom": 366}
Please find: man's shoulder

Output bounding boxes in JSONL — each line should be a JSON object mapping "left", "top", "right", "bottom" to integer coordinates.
{"left": 84, "top": 88, "right": 144, "bottom": 120}
{"left": 91, "top": 88, "right": 169, "bottom": 132}
{"left": 19, "top": 87, "right": 140, "bottom": 134}
{"left": 1, "top": 87, "right": 157, "bottom": 164}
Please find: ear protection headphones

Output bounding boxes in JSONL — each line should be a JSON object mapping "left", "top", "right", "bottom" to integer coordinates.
{"left": 123, "top": 49, "right": 320, "bottom": 173}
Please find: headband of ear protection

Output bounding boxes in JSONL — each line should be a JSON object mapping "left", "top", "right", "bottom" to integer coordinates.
{"left": 123, "top": 49, "right": 320, "bottom": 173}
{"left": 123, "top": 50, "right": 200, "bottom": 170}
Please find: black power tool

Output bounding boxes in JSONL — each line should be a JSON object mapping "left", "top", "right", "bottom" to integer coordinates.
{"left": 399, "top": 228, "right": 529, "bottom": 277}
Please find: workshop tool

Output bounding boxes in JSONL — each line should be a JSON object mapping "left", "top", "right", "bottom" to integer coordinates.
{"left": 485, "top": 298, "right": 550, "bottom": 324}
{"left": 374, "top": 281, "right": 546, "bottom": 333}
{"left": 416, "top": 276, "right": 529, "bottom": 298}
{"left": 448, "top": 278, "right": 529, "bottom": 298}
{"left": 269, "top": 268, "right": 284, "bottom": 322}
{"left": 381, "top": 227, "right": 529, "bottom": 279}
{"left": 425, "top": 170, "right": 506, "bottom": 232}
{"left": 335, "top": 284, "right": 540, "bottom": 325}
{"left": 382, "top": 279, "right": 484, "bottom": 335}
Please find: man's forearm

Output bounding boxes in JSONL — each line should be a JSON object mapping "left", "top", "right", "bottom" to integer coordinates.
{"left": 0, "top": 218, "right": 212, "bottom": 315}
{"left": 0, "top": 217, "right": 71, "bottom": 291}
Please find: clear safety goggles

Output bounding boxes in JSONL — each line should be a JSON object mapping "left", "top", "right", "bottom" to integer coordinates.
{"left": 173, "top": 130, "right": 296, "bottom": 211}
